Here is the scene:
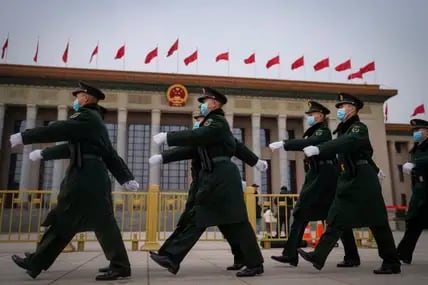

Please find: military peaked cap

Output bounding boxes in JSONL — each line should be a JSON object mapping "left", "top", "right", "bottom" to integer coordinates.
{"left": 335, "top": 93, "right": 364, "bottom": 110}
{"left": 197, "top": 87, "right": 228, "bottom": 104}
{"left": 72, "top": 81, "right": 105, "bottom": 100}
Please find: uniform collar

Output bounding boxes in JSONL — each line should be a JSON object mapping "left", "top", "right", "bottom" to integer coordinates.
{"left": 303, "top": 122, "right": 325, "bottom": 138}
{"left": 80, "top": 103, "right": 107, "bottom": 119}
{"left": 333, "top": 115, "right": 360, "bottom": 134}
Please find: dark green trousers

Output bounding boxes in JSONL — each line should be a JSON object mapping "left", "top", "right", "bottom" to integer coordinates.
{"left": 312, "top": 224, "right": 400, "bottom": 268}
{"left": 160, "top": 218, "right": 263, "bottom": 267}
{"left": 397, "top": 218, "right": 425, "bottom": 262}
{"left": 29, "top": 217, "right": 130, "bottom": 272}
{"left": 283, "top": 217, "right": 360, "bottom": 262}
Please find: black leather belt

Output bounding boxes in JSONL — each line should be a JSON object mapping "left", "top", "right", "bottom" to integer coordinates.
{"left": 319, "top": 160, "right": 334, "bottom": 165}
{"left": 82, "top": 154, "right": 102, "bottom": 161}
{"left": 356, "top": 160, "right": 368, "bottom": 165}
{"left": 212, "top": 156, "right": 231, "bottom": 163}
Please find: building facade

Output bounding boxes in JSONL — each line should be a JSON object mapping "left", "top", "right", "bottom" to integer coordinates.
{"left": 0, "top": 64, "right": 398, "bottom": 206}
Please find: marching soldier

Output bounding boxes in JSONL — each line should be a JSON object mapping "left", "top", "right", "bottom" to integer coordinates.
{"left": 297, "top": 93, "right": 401, "bottom": 274}
{"left": 397, "top": 119, "right": 428, "bottom": 264}
{"left": 150, "top": 87, "right": 265, "bottom": 277}
{"left": 9, "top": 81, "right": 139, "bottom": 281}
{"left": 269, "top": 101, "right": 360, "bottom": 267}
{"left": 149, "top": 107, "right": 268, "bottom": 274}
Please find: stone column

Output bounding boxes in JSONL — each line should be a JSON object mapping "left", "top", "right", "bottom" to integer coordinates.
{"left": 149, "top": 109, "right": 161, "bottom": 186}
{"left": 251, "top": 113, "right": 261, "bottom": 186}
{"left": 277, "top": 115, "right": 290, "bottom": 189}
{"left": 0, "top": 103, "right": 5, "bottom": 150}
{"left": 51, "top": 105, "right": 68, "bottom": 197}
{"left": 115, "top": 108, "right": 128, "bottom": 191}
{"left": 19, "top": 104, "right": 38, "bottom": 200}
{"left": 225, "top": 112, "right": 234, "bottom": 129}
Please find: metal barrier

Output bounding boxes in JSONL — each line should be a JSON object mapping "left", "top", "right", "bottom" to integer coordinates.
{"left": 0, "top": 188, "right": 405, "bottom": 251}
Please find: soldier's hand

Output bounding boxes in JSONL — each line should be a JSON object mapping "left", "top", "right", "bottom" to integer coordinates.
{"left": 10, "top": 133, "right": 23, "bottom": 148}
{"left": 29, "top": 149, "right": 43, "bottom": 161}
{"left": 153, "top": 132, "right": 167, "bottom": 145}
{"left": 402, "top": 162, "right": 415, "bottom": 175}
{"left": 269, "top": 141, "right": 284, "bottom": 151}
{"left": 123, "top": 180, "right": 139, "bottom": 191}
{"left": 303, "top": 145, "right": 319, "bottom": 157}
{"left": 377, "top": 169, "right": 386, "bottom": 182}
{"left": 255, "top": 159, "right": 268, "bottom": 172}
{"left": 149, "top": 154, "right": 163, "bottom": 165}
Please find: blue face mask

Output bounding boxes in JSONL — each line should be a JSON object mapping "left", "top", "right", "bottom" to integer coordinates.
{"left": 306, "top": 116, "right": 316, "bottom": 126}
{"left": 413, "top": 131, "right": 424, "bottom": 142}
{"left": 72, "top": 99, "right": 80, "bottom": 111}
{"left": 200, "top": 103, "right": 209, "bottom": 116}
{"left": 193, "top": 122, "right": 200, "bottom": 129}
{"left": 337, "top": 108, "right": 346, "bottom": 121}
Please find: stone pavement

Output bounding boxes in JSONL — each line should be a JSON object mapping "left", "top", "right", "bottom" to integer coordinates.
{"left": 0, "top": 231, "right": 427, "bottom": 285}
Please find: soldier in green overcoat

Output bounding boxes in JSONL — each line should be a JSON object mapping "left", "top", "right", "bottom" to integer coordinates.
{"left": 150, "top": 87, "right": 265, "bottom": 277}
{"left": 10, "top": 82, "right": 139, "bottom": 281}
{"left": 397, "top": 119, "right": 428, "bottom": 264}
{"left": 269, "top": 101, "right": 356, "bottom": 266}
{"left": 149, "top": 107, "right": 268, "bottom": 275}
{"left": 297, "top": 93, "right": 401, "bottom": 274}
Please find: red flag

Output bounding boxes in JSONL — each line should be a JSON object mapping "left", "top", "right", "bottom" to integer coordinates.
{"left": 384, "top": 103, "right": 388, "bottom": 121}
{"left": 347, "top": 70, "right": 363, "bottom": 80}
{"left": 184, "top": 50, "right": 198, "bottom": 66}
{"left": 115, "top": 45, "right": 125, "bottom": 59}
{"left": 291, "top": 56, "right": 304, "bottom": 70}
{"left": 360, "top": 61, "right": 375, "bottom": 74}
{"left": 167, "top": 39, "right": 179, "bottom": 57}
{"left": 89, "top": 44, "right": 98, "bottom": 63}
{"left": 266, "top": 55, "right": 280, "bottom": 69}
{"left": 335, "top": 59, "right": 351, "bottom": 71}
{"left": 215, "top": 51, "right": 229, "bottom": 62}
{"left": 244, "top": 53, "right": 255, "bottom": 64}
{"left": 411, "top": 104, "right": 425, "bottom": 117}
{"left": 33, "top": 39, "right": 39, "bottom": 63}
{"left": 62, "top": 41, "right": 69, "bottom": 63}
{"left": 314, "top": 57, "right": 329, "bottom": 71}
{"left": 145, "top": 47, "right": 158, "bottom": 64}
{"left": 1, "top": 37, "right": 8, "bottom": 59}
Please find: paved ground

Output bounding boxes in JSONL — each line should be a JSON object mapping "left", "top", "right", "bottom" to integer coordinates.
{"left": 0, "top": 231, "right": 427, "bottom": 285}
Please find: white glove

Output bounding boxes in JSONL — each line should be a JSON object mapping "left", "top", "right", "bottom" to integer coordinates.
{"left": 303, "top": 146, "right": 320, "bottom": 157}
{"left": 153, "top": 132, "right": 167, "bottom": 145}
{"left": 269, "top": 141, "right": 284, "bottom": 151}
{"left": 10, "top": 133, "right": 23, "bottom": 148}
{"left": 123, "top": 180, "right": 139, "bottom": 191}
{"left": 255, "top": 159, "right": 268, "bottom": 172}
{"left": 377, "top": 169, "right": 386, "bottom": 182}
{"left": 149, "top": 154, "right": 163, "bottom": 165}
{"left": 29, "top": 149, "right": 43, "bottom": 161}
{"left": 402, "top": 162, "right": 415, "bottom": 175}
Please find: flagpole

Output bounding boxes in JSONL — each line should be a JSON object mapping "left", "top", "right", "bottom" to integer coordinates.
{"left": 253, "top": 50, "right": 256, "bottom": 77}
{"left": 65, "top": 37, "right": 69, "bottom": 67}
{"left": 196, "top": 47, "right": 198, "bottom": 75}
{"left": 227, "top": 48, "right": 230, "bottom": 76}
{"left": 373, "top": 60, "right": 377, "bottom": 84}
{"left": 5, "top": 33, "right": 9, "bottom": 63}
{"left": 304, "top": 59, "right": 306, "bottom": 81}
{"left": 156, "top": 44, "right": 159, "bottom": 73}
{"left": 176, "top": 36, "right": 179, "bottom": 73}
{"left": 277, "top": 52, "right": 281, "bottom": 79}
{"left": 35, "top": 35, "right": 39, "bottom": 65}
{"left": 328, "top": 58, "right": 331, "bottom": 82}
{"left": 96, "top": 40, "right": 99, "bottom": 69}
{"left": 123, "top": 41, "right": 126, "bottom": 70}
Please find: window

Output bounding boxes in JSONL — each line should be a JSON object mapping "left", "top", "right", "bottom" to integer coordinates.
{"left": 287, "top": 129, "right": 295, "bottom": 139}
{"left": 106, "top": 123, "right": 118, "bottom": 148}
{"left": 128, "top": 124, "right": 151, "bottom": 190}
{"left": 160, "top": 125, "right": 189, "bottom": 191}
{"left": 232, "top": 128, "right": 246, "bottom": 180}
{"left": 39, "top": 160, "right": 54, "bottom": 190}
{"left": 260, "top": 128, "right": 271, "bottom": 147}
{"left": 289, "top": 161, "right": 297, "bottom": 193}
{"left": 261, "top": 160, "right": 271, "bottom": 194}
{"left": 394, "top": 142, "right": 402, "bottom": 154}
{"left": 398, "top": 164, "right": 404, "bottom": 182}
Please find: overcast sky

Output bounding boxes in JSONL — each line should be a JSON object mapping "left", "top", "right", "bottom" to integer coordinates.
{"left": 1, "top": 0, "right": 427, "bottom": 123}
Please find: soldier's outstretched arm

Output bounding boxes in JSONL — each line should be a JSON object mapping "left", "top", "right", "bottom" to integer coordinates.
{"left": 283, "top": 128, "right": 331, "bottom": 151}
{"left": 103, "top": 147, "right": 135, "bottom": 185}
{"left": 21, "top": 112, "right": 91, "bottom": 145}
{"left": 41, "top": 143, "right": 70, "bottom": 161}
{"left": 234, "top": 140, "right": 258, "bottom": 167}
{"left": 162, "top": 146, "right": 195, "bottom": 164}
{"left": 166, "top": 116, "right": 227, "bottom": 146}
{"left": 318, "top": 124, "right": 369, "bottom": 157}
